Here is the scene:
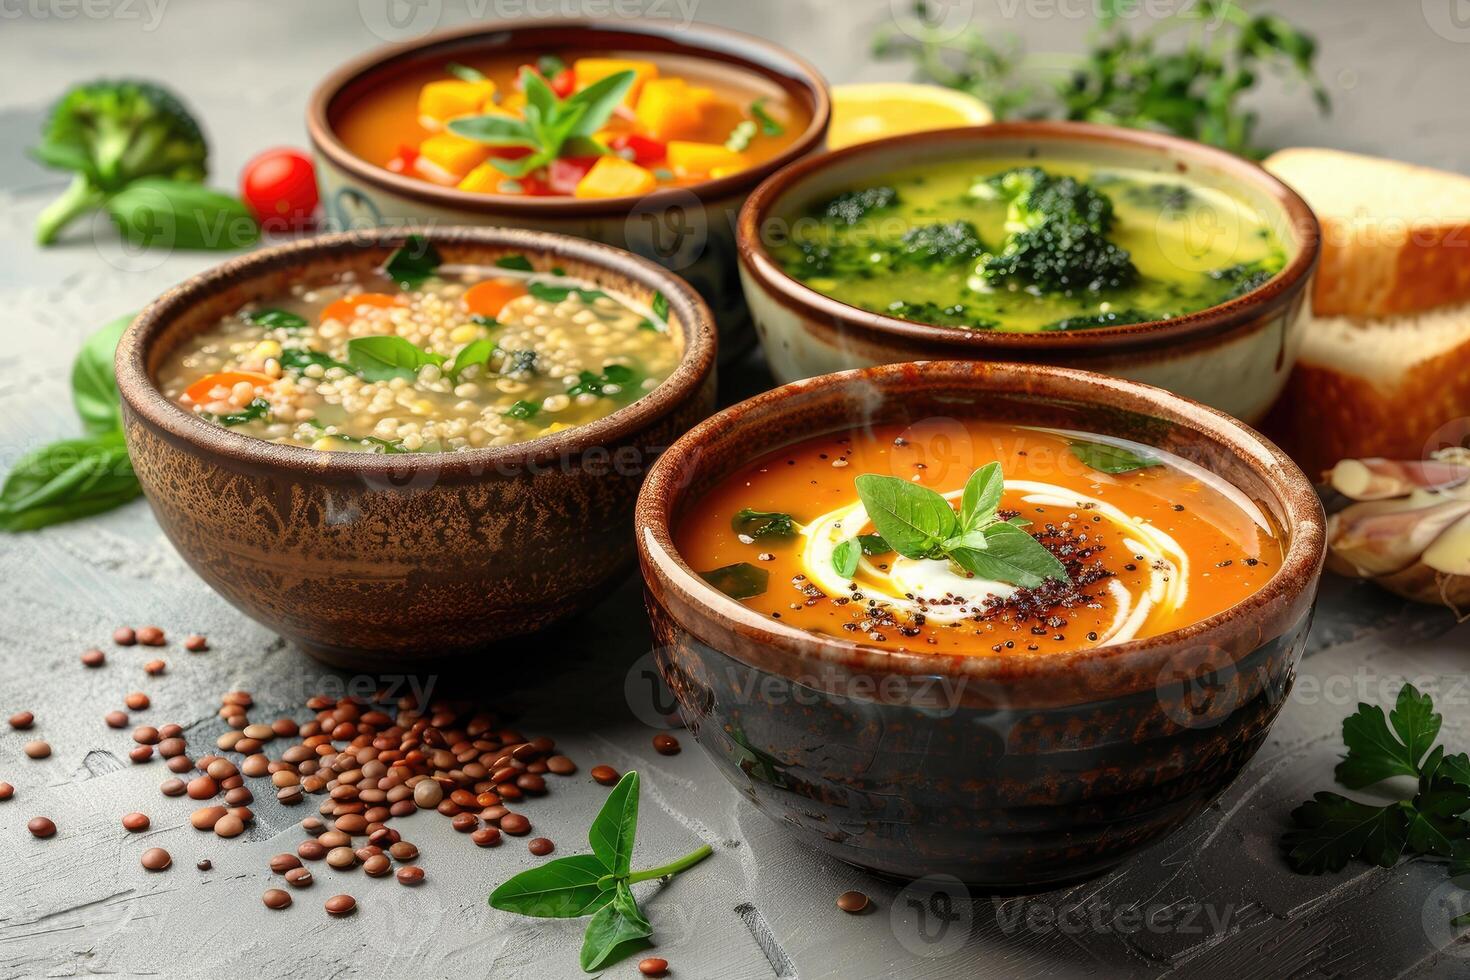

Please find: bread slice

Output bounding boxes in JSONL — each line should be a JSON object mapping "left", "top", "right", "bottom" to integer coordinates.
{"left": 1264, "top": 148, "right": 1470, "bottom": 318}
{"left": 1262, "top": 303, "right": 1470, "bottom": 476}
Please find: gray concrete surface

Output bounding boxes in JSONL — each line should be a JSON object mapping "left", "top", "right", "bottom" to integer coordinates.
{"left": 3, "top": 1, "right": 1470, "bottom": 977}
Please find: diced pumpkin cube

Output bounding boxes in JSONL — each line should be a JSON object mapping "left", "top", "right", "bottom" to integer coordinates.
{"left": 573, "top": 58, "right": 658, "bottom": 104}
{"left": 418, "top": 133, "right": 494, "bottom": 178}
{"left": 417, "top": 79, "right": 497, "bottom": 127}
{"left": 574, "top": 156, "right": 658, "bottom": 199}
{"left": 457, "top": 161, "right": 504, "bottom": 194}
{"left": 668, "top": 141, "right": 748, "bottom": 178}
{"left": 634, "top": 78, "right": 721, "bottom": 141}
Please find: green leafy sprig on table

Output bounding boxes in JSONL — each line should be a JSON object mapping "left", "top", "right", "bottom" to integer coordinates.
{"left": 0, "top": 313, "right": 142, "bottom": 531}
{"left": 448, "top": 69, "right": 636, "bottom": 179}
{"left": 490, "top": 771, "right": 713, "bottom": 972}
{"left": 30, "top": 79, "right": 258, "bottom": 249}
{"left": 1284, "top": 683, "right": 1470, "bottom": 925}
{"left": 873, "top": 0, "right": 1329, "bottom": 158}
{"left": 837, "top": 462, "right": 1065, "bottom": 587}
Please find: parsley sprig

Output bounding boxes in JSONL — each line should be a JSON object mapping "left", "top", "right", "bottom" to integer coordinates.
{"left": 489, "top": 771, "right": 712, "bottom": 972}
{"left": 1284, "top": 684, "right": 1470, "bottom": 902}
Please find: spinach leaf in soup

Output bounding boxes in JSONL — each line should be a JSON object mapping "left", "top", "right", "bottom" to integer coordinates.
{"left": 732, "top": 508, "right": 796, "bottom": 541}
{"left": 280, "top": 347, "right": 351, "bottom": 373}
{"left": 241, "top": 308, "right": 308, "bottom": 331}
{"left": 384, "top": 234, "right": 443, "bottom": 288}
{"left": 346, "top": 336, "right": 445, "bottom": 382}
{"left": 701, "top": 562, "right": 769, "bottom": 600}
{"left": 495, "top": 254, "right": 535, "bottom": 272}
{"left": 209, "top": 397, "right": 270, "bottom": 426}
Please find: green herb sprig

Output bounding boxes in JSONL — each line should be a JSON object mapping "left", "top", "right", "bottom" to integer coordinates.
{"left": 1284, "top": 683, "right": 1470, "bottom": 925}
{"left": 1070, "top": 440, "right": 1160, "bottom": 475}
{"left": 1, "top": 313, "right": 142, "bottom": 531}
{"left": 449, "top": 69, "right": 636, "bottom": 178}
{"left": 490, "top": 771, "right": 713, "bottom": 972}
{"left": 873, "top": 0, "right": 1328, "bottom": 158}
{"left": 841, "top": 462, "right": 1066, "bottom": 587}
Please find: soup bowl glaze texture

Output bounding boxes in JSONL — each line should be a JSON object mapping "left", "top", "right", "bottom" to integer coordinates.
{"left": 635, "top": 361, "right": 1324, "bottom": 888}
{"left": 737, "top": 122, "right": 1319, "bottom": 423}
{"left": 309, "top": 18, "right": 830, "bottom": 364}
{"left": 117, "top": 227, "right": 716, "bottom": 668}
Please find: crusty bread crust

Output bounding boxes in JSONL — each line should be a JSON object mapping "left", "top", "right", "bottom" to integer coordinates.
{"left": 1263, "top": 332, "right": 1470, "bottom": 477}
{"left": 1314, "top": 218, "right": 1470, "bottom": 318}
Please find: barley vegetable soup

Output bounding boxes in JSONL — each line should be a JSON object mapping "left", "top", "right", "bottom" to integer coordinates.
{"left": 158, "top": 241, "right": 679, "bottom": 453}
{"left": 771, "top": 158, "right": 1286, "bottom": 332}
{"left": 334, "top": 51, "right": 810, "bottom": 197}
{"left": 677, "top": 422, "right": 1282, "bottom": 656}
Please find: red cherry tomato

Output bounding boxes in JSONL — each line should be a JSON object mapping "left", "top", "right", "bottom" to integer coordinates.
{"left": 240, "top": 148, "right": 319, "bottom": 230}
{"left": 548, "top": 156, "right": 599, "bottom": 195}
{"left": 551, "top": 68, "right": 576, "bottom": 99}
{"left": 610, "top": 134, "right": 666, "bottom": 166}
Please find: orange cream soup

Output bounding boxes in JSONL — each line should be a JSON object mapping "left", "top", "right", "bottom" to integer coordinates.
{"left": 675, "top": 423, "right": 1283, "bottom": 657}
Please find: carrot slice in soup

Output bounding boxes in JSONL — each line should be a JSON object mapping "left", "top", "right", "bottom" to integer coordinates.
{"left": 183, "top": 371, "right": 274, "bottom": 403}
{"left": 463, "top": 280, "right": 527, "bottom": 318}
{"left": 319, "top": 292, "right": 399, "bottom": 324}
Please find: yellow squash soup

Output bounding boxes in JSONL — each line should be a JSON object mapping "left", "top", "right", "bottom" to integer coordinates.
{"left": 157, "top": 243, "right": 678, "bottom": 452}
{"left": 334, "top": 51, "right": 811, "bottom": 198}
{"left": 676, "top": 423, "right": 1282, "bottom": 656}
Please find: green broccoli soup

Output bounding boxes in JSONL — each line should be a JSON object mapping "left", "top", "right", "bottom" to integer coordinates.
{"left": 770, "top": 158, "right": 1286, "bottom": 332}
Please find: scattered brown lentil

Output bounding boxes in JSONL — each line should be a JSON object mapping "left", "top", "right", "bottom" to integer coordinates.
{"left": 591, "top": 765, "right": 619, "bottom": 786}
{"left": 500, "top": 813, "right": 531, "bottom": 836}
{"left": 395, "top": 865, "right": 425, "bottom": 886}
{"left": 122, "top": 812, "right": 150, "bottom": 832}
{"left": 196, "top": 859, "right": 212, "bottom": 871}
{"left": 137, "top": 626, "right": 165, "bottom": 646}
{"left": 0, "top": 782, "right": 13, "bottom": 801}
{"left": 184, "top": 634, "right": 208, "bottom": 652}
{"left": 105, "top": 710, "right": 128, "bottom": 729}
{"left": 638, "top": 958, "right": 670, "bottom": 978}
{"left": 653, "top": 734, "right": 681, "bottom": 756}
{"left": 124, "top": 692, "right": 150, "bottom": 711}
{"left": 81, "top": 648, "right": 106, "bottom": 667}
{"left": 546, "top": 755, "right": 577, "bottom": 775}
{"left": 471, "top": 827, "right": 502, "bottom": 848}
{"left": 9, "top": 711, "right": 35, "bottom": 730}
{"left": 363, "top": 854, "right": 391, "bottom": 877}
{"left": 144, "top": 660, "right": 166, "bottom": 675}
{"left": 213, "top": 814, "right": 245, "bottom": 838}
{"left": 285, "top": 867, "right": 313, "bottom": 887}
{"left": 269, "top": 853, "right": 302, "bottom": 873}
{"left": 23, "top": 741, "right": 50, "bottom": 759}
{"left": 263, "top": 888, "right": 292, "bottom": 910}
{"left": 140, "top": 847, "right": 171, "bottom": 871}
{"left": 113, "top": 627, "right": 136, "bottom": 646}
{"left": 326, "top": 847, "right": 356, "bottom": 869}
{"left": 325, "top": 894, "right": 357, "bottom": 917}
{"left": 837, "top": 890, "right": 870, "bottom": 914}
{"left": 160, "top": 777, "right": 186, "bottom": 797}
{"left": 528, "top": 837, "right": 554, "bottom": 856}
{"left": 28, "top": 816, "right": 56, "bottom": 838}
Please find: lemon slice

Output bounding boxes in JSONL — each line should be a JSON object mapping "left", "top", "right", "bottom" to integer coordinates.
{"left": 828, "top": 83, "right": 993, "bottom": 149}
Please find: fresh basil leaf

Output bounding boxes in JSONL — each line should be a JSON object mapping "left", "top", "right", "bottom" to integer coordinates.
{"left": 384, "top": 235, "right": 442, "bottom": 288}
{"left": 447, "top": 337, "right": 496, "bottom": 382}
{"left": 346, "top": 336, "right": 445, "bottom": 382}
{"left": 652, "top": 291, "right": 669, "bottom": 321}
{"left": 71, "top": 313, "right": 133, "bottom": 434}
{"left": 495, "top": 254, "right": 535, "bottom": 272}
{"left": 488, "top": 853, "right": 616, "bottom": 918}
{"left": 279, "top": 347, "right": 350, "bottom": 373}
{"left": 447, "top": 115, "right": 538, "bottom": 146}
{"left": 858, "top": 533, "right": 891, "bottom": 556}
{"left": 105, "top": 178, "right": 258, "bottom": 251}
{"left": 750, "top": 98, "right": 785, "bottom": 136}
{"left": 1070, "top": 440, "right": 1161, "bottom": 475}
{"left": 522, "top": 67, "right": 559, "bottom": 120}
{"left": 579, "top": 881, "right": 652, "bottom": 973}
{"left": 562, "top": 70, "right": 636, "bottom": 138}
{"left": 701, "top": 562, "right": 768, "bottom": 600}
{"left": 960, "top": 461, "right": 1004, "bottom": 530}
{"left": 947, "top": 521, "right": 1067, "bottom": 588}
{"left": 527, "top": 280, "right": 610, "bottom": 305}
{"left": 589, "top": 771, "right": 639, "bottom": 876}
{"left": 731, "top": 508, "right": 795, "bottom": 540}
{"left": 0, "top": 430, "right": 140, "bottom": 532}
{"left": 502, "top": 400, "right": 541, "bottom": 420}
{"left": 853, "top": 474, "right": 958, "bottom": 558}
{"left": 242, "top": 308, "right": 308, "bottom": 331}
{"left": 833, "top": 538, "right": 861, "bottom": 578}
{"left": 445, "top": 62, "right": 487, "bottom": 82}
{"left": 209, "top": 397, "right": 270, "bottom": 427}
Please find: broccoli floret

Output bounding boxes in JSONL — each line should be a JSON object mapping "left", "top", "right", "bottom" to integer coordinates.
{"left": 982, "top": 221, "right": 1138, "bottom": 293}
{"left": 882, "top": 300, "right": 997, "bottom": 330}
{"left": 818, "top": 186, "right": 900, "bottom": 225}
{"left": 1209, "top": 258, "right": 1283, "bottom": 299}
{"left": 31, "top": 79, "right": 209, "bottom": 244}
{"left": 979, "top": 167, "right": 1117, "bottom": 234}
{"left": 1121, "top": 181, "right": 1196, "bottom": 216}
{"left": 1043, "top": 308, "right": 1156, "bottom": 331}
{"left": 976, "top": 166, "right": 1138, "bottom": 294}
{"left": 790, "top": 239, "right": 891, "bottom": 279}
{"left": 895, "top": 221, "right": 984, "bottom": 267}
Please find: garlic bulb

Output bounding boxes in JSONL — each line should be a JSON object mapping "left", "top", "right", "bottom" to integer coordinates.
{"left": 1326, "top": 449, "right": 1470, "bottom": 615}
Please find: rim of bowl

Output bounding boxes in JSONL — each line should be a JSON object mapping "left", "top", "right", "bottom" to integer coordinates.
{"left": 635, "top": 359, "right": 1326, "bottom": 686}
{"left": 736, "top": 121, "right": 1321, "bottom": 354}
{"left": 306, "top": 18, "right": 832, "bottom": 216}
{"left": 117, "top": 226, "right": 717, "bottom": 479}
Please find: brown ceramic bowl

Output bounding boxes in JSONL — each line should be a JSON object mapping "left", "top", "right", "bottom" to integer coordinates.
{"left": 737, "top": 122, "right": 1319, "bottom": 423}
{"left": 636, "top": 360, "right": 1324, "bottom": 887}
{"left": 117, "top": 227, "right": 716, "bottom": 668}
{"left": 308, "top": 18, "right": 831, "bottom": 363}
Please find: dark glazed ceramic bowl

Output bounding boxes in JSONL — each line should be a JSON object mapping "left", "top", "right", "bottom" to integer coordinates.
{"left": 308, "top": 18, "right": 830, "bottom": 363}
{"left": 737, "top": 122, "right": 1320, "bottom": 423}
{"left": 117, "top": 227, "right": 716, "bottom": 668}
{"left": 635, "top": 361, "right": 1325, "bottom": 888}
